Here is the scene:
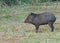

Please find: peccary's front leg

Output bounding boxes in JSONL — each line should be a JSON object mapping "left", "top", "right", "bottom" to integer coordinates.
{"left": 35, "top": 24, "right": 39, "bottom": 33}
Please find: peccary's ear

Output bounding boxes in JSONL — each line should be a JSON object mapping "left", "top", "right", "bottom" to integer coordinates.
{"left": 31, "top": 13, "right": 34, "bottom": 15}
{"left": 31, "top": 13, "right": 37, "bottom": 16}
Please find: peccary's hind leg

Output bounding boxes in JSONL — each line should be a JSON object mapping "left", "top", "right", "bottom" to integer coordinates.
{"left": 48, "top": 22, "right": 54, "bottom": 32}
{"left": 35, "top": 24, "right": 39, "bottom": 33}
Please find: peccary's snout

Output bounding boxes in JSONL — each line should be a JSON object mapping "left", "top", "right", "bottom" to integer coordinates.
{"left": 24, "top": 20, "right": 28, "bottom": 23}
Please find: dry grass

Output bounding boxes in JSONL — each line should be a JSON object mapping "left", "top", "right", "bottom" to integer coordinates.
{"left": 0, "top": 2, "right": 60, "bottom": 43}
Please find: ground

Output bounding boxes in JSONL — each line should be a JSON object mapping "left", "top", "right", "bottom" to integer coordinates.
{"left": 0, "top": 2, "right": 60, "bottom": 43}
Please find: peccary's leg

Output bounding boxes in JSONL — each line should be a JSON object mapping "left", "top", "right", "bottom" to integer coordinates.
{"left": 48, "top": 22, "right": 54, "bottom": 32}
{"left": 35, "top": 24, "right": 39, "bottom": 33}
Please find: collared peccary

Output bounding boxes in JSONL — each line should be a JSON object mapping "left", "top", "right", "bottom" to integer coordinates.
{"left": 24, "top": 12, "right": 56, "bottom": 33}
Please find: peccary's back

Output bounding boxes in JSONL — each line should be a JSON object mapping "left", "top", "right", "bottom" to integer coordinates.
{"left": 33, "top": 12, "right": 56, "bottom": 25}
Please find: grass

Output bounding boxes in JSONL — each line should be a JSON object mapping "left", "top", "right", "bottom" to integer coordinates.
{"left": 0, "top": 2, "right": 60, "bottom": 43}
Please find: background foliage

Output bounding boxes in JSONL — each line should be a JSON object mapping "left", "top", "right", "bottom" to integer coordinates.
{"left": 0, "top": 0, "right": 60, "bottom": 6}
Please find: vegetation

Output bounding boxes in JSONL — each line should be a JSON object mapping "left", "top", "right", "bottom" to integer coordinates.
{"left": 0, "top": 0, "right": 60, "bottom": 6}
{"left": 0, "top": 0, "right": 60, "bottom": 43}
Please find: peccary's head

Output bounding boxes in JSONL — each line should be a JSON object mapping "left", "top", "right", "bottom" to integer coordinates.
{"left": 24, "top": 13, "right": 37, "bottom": 23}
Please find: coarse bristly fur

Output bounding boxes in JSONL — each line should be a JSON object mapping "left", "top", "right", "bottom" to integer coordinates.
{"left": 24, "top": 12, "right": 56, "bottom": 33}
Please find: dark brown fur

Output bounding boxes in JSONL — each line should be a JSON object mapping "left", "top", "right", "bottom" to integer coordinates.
{"left": 24, "top": 12, "right": 56, "bottom": 33}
